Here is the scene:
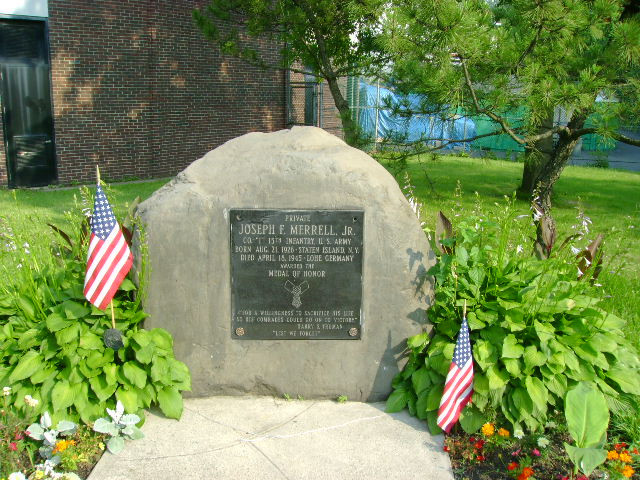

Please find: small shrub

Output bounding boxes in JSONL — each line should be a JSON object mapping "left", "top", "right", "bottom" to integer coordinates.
{"left": 387, "top": 198, "right": 640, "bottom": 435}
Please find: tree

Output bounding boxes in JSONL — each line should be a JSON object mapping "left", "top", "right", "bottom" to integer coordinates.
{"left": 193, "top": 0, "right": 385, "bottom": 146}
{"left": 382, "top": 0, "right": 640, "bottom": 216}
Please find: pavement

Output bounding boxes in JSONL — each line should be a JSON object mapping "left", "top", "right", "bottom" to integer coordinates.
{"left": 87, "top": 396, "right": 454, "bottom": 480}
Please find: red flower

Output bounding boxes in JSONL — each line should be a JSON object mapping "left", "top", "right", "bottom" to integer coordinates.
{"left": 531, "top": 448, "right": 541, "bottom": 457}
{"left": 507, "top": 462, "right": 519, "bottom": 471}
{"left": 576, "top": 476, "right": 588, "bottom": 480}
{"left": 8, "top": 442, "right": 17, "bottom": 451}
{"left": 476, "top": 455, "right": 485, "bottom": 462}
{"left": 14, "top": 431, "right": 24, "bottom": 440}
{"left": 633, "top": 447, "right": 639, "bottom": 455}
{"left": 469, "top": 436, "right": 477, "bottom": 443}
{"left": 475, "top": 440, "right": 485, "bottom": 450}
{"left": 443, "top": 445, "right": 450, "bottom": 452}
{"left": 615, "top": 442, "right": 628, "bottom": 451}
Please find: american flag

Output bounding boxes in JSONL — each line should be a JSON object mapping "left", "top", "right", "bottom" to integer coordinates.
{"left": 436, "top": 315, "right": 474, "bottom": 433}
{"left": 84, "top": 185, "right": 133, "bottom": 310}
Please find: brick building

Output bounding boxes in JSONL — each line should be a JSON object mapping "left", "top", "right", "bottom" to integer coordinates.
{"left": 0, "top": 1, "right": 347, "bottom": 188}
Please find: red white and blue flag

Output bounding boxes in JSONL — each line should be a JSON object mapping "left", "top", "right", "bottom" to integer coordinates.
{"left": 437, "top": 315, "right": 474, "bottom": 433}
{"left": 84, "top": 185, "right": 133, "bottom": 310}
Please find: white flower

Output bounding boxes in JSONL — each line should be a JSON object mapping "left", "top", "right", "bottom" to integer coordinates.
{"left": 516, "top": 245, "right": 523, "bottom": 254}
{"left": 16, "top": 263, "right": 22, "bottom": 269}
{"left": 22, "top": 242, "right": 30, "bottom": 254}
{"left": 3, "top": 386, "right": 11, "bottom": 396}
{"left": 570, "top": 246, "right": 581, "bottom": 255}
{"left": 513, "top": 428, "right": 524, "bottom": 439}
{"left": 24, "top": 394, "right": 39, "bottom": 407}
{"left": 8, "top": 472, "right": 27, "bottom": 480}
{"left": 537, "top": 436, "right": 550, "bottom": 448}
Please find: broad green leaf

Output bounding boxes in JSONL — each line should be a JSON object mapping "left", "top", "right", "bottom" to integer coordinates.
{"left": 90, "top": 375, "right": 118, "bottom": 402}
{"left": 455, "top": 246, "right": 469, "bottom": 267}
{"left": 589, "top": 333, "right": 618, "bottom": 353}
{"left": 135, "top": 344, "right": 155, "bottom": 364}
{"left": 525, "top": 376, "right": 548, "bottom": 411}
{"left": 425, "top": 410, "right": 443, "bottom": 435}
{"left": 122, "top": 362, "right": 147, "bottom": 389}
{"left": 411, "top": 367, "right": 431, "bottom": 395}
{"left": 150, "top": 356, "right": 169, "bottom": 383}
{"left": 116, "top": 388, "right": 140, "bottom": 413}
{"left": 502, "top": 334, "right": 524, "bottom": 359}
{"left": 565, "top": 382, "right": 609, "bottom": 448}
{"left": 511, "top": 387, "right": 534, "bottom": 417}
{"left": 149, "top": 328, "right": 173, "bottom": 352}
{"left": 9, "top": 350, "right": 43, "bottom": 383}
{"left": 415, "top": 390, "right": 429, "bottom": 420}
{"left": 459, "top": 405, "right": 486, "bottom": 434}
{"left": 17, "top": 329, "right": 39, "bottom": 349}
{"left": 79, "top": 332, "right": 104, "bottom": 350}
{"left": 157, "top": 386, "right": 183, "bottom": 419}
{"left": 523, "top": 346, "right": 546, "bottom": 372}
{"left": 119, "top": 278, "right": 136, "bottom": 291}
{"left": 473, "top": 340, "right": 497, "bottom": 370}
{"left": 107, "top": 436, "right": 125, "bottom": 454}
{"left": 503, "top": 358, "right": 521, "bottom": 377}
{"left": 16, "top": 296, "right": 36, "bottom": 319}
{"left": 385, "top": 389, "right": 408, "bottom": 413}
{"left": 407, "top": 332, "right": 429, "bottom": 350}
{"left": 52, "top": 380, "right": 76, "bottom": 411}
{"left": 606, "top": 367, "right": 640, "bottom": 395}
{"left": 31, "top": 367, "right": 57, "bottom": 385}
{"left": 62, "top": 300, "right": 90, "bottom": 319}
{"left": 564, "top": 444, "right": 607, "bottom": 476}
{"left": 486, "top": 365, "right": 509, "bottom": 390}
{"left": 46, "top": 313, "right": 72, "bottom": 332}
{"left": 55, "top": 324, "right": 80, "bottom": 345}
{"left": 473, "top": 374, "right": 489, "bottom": 394}
{"left": 426, "top": 384, "right": 444, "bottom": 411}
{"left": 466, "top": 312, "right": 485, "bottom": 331}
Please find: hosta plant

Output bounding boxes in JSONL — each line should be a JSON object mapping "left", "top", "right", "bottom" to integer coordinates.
{"left": 386, "top": 200, "right": 640, "bottom": 435}
{"left": 93, "top": 400, "right": 144, "bottom": 454}
{"left": 0, "top": 197, "right": 191, "bottom": 426}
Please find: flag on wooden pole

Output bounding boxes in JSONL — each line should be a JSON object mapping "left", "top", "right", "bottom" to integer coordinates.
{"left": 436, "top": 303, "right": 474, "bottom": 433}
{"left": 84, "top": 183, "right": 133, "bottom": 310}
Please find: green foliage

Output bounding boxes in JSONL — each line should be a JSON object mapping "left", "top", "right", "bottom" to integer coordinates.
{"left": 387, "top": 199, "right": 640, "bottom": 435}
{"left": 0, "top": 203, "right": 190, "bottom": 426}
{"left": 93, "top": 400, "right": 144, "bottom": 454}
{"left": 563, "top": 382, "right": 609, "bottom": 476}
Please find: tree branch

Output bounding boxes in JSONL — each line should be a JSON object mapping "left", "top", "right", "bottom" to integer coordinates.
{"left": 458, "top": 56, "right": 527, "bottom": 145}
{"left": 573, "top": 128, "right": 640, "bottom": 147}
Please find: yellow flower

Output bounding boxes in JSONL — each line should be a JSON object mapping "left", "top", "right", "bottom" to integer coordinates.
{"left": 481, "top": 423, "right": 495, "bottom": 437}
{"left": 99, "top": 442, "right": 105, "bottom": 450}
{"left": 497, "top": 428, "right": 510, "bottom": 437}
{"left": 619, "top": 452, "right": 633, "bottom": 463}
{"left": 34, "top": 472, "right": 45, "bottom": 480}
{"left": 622, "top": 465, "right": 634, "bottom": 478}
{"left": 608, "top": 450, "right": 620, "bottom": 460}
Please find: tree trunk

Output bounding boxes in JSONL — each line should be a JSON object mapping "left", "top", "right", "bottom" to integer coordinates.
{"left": 519, "top": 113, "right": 554, "bottom": 195}
{"left": 324, "top": 75, "right": 359, "bottom": 147}
{"left": 534, "top": 112, "right": 587, "bottom": 212}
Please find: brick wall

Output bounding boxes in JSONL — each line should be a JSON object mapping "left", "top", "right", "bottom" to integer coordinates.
{"left": 9, "top": 0, "right": 287, "bottom": 186}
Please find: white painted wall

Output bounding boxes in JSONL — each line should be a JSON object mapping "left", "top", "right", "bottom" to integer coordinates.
{"left": 0, "top": 0, "right": 48, "bottom": 18}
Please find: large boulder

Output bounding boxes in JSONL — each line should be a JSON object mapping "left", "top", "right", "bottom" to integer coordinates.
{"left": 137, "top": 126, "right": 434, "bottom": 401}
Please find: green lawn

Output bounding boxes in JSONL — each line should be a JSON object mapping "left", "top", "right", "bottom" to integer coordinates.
{"left": 386, "top": 154, "right": 640, "bottom": 347}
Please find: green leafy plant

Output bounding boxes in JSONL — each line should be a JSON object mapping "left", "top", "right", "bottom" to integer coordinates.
{"left": 387, "top": 199, "right": 640, "bottom": 436}
{"left": 93, "top": 400, "right": 144, "bottom": 454}
{"left": 26, "top": 411, "right": 77, "bottom": 460}
{"left": 0, "top": 198, "right": 191, "bottom": 426}
{"left": 563, "top": 382, "right": 609, "bottom": 476}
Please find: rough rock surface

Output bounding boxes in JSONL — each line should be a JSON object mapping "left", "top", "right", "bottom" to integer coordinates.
{"left": 137, "top": 126, "right": 435, "bottom": 401}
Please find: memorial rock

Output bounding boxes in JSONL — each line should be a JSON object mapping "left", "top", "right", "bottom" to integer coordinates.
{"left": 137, "top": 126, "right": 435, "bottom": 401}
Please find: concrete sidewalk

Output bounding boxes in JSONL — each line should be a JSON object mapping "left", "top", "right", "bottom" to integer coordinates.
{"left": 88, "top": 396, "right": 454, "bottom": 480}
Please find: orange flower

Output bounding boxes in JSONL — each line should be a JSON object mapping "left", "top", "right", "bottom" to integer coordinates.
{"left": 633, "top": 447, "right": 639, "bottom": 455}
{"left": 498, "top": 428, "right": 510, "bottom": 437}
{"left": 622, "top": 465, "right": 634, "bottom": 478}
{"left": 481, "top": 423, "right": 495, "bottom": 437}
{"left": 522, "top": 466, "right": 534, "bottom": 478}
{"left": 619, "top": 452, "right": 633, "bottom": 463}
{"left": 52, "top": 439, "right": 76, "bottom": 454}
{"left": 608, "top": 450, "right": 620, "bottom": 460}
{"left": 507, "top": 462, "right": 518, "bottom": 471}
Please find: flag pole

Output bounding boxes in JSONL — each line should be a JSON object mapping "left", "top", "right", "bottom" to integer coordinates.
{"left": 96, "top": 165, "right": 116, "bottom": 330}
{"left": 463, "top": 299, "right": 467, "bottom": 318}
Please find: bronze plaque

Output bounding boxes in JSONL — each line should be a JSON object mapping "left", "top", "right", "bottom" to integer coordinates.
{"left": 230, "top": 209, "right": 364, "bottom": 340}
